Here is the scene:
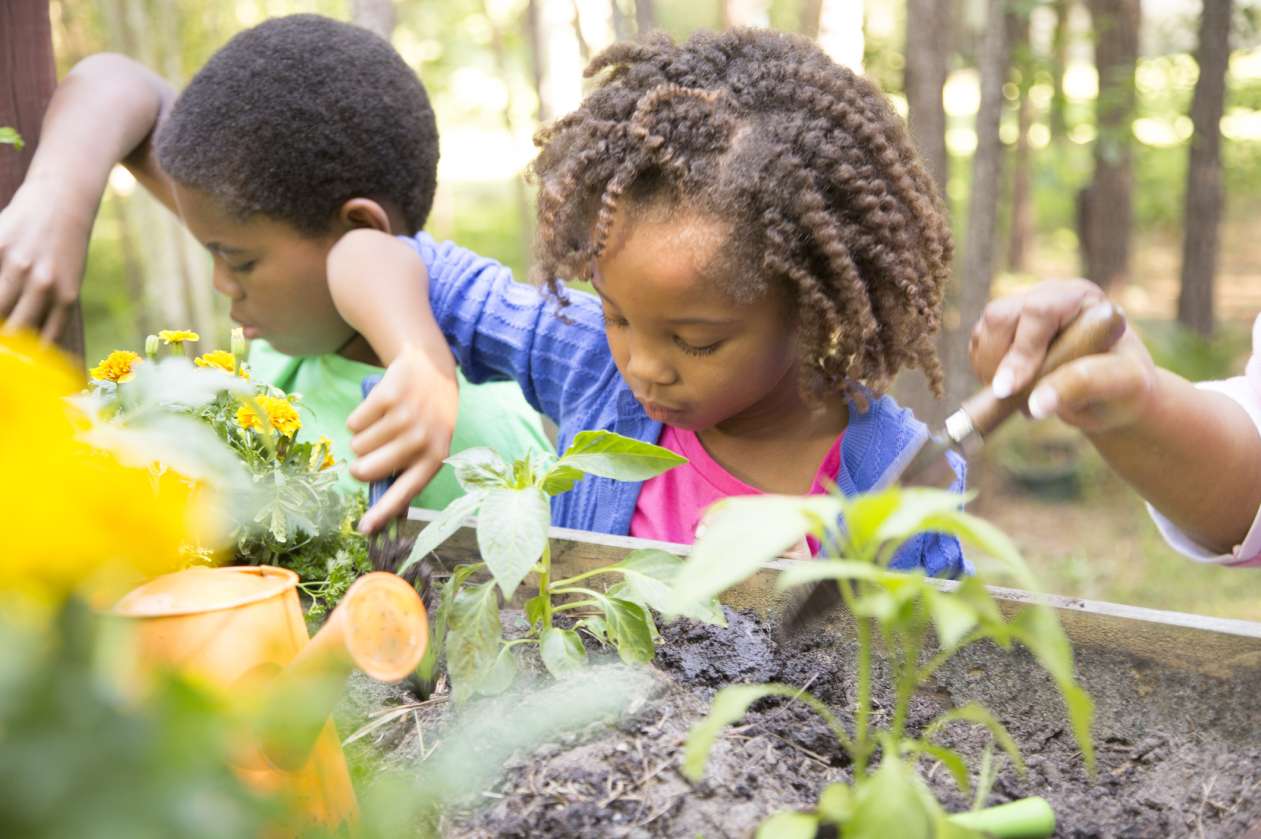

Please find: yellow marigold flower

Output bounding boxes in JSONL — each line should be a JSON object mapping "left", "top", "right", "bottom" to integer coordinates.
{"left": 236, "top": 394, "right": 302, "bottom": 437}
{"left": 158, "top": 329, "right": 200, "bottom": 345}
{"left": 194, "top": 350, "right": 236, "bottom": 374}
{"left": 309, "top": 435, "right": 336, "bottom": 471}
{"left": 90, "top": 350, "right": 143, "bottom": 383}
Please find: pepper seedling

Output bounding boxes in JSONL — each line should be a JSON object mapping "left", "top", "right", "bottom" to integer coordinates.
{"left": 398, "top": 430, "right": 725, "bottom": 701}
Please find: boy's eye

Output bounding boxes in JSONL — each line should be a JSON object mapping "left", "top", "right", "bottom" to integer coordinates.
{"left": 230, "top": 260, "right": 258, "bottom": 275}
{"left": 603, "top": 311, "right": 628, "bottom": 328}
{"left": 674, "top": 336, "right": 722, "bottom": 357}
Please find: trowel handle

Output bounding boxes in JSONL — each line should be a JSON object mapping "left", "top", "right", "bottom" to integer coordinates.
{"left": 959, "top": 300, "right": 1127, "bottom": 438}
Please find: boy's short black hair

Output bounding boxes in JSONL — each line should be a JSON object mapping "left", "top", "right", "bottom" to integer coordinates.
{"left": 156, "top": 14, "right": 438, "bottom": 235}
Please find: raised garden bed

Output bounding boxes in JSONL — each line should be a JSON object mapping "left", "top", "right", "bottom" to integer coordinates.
{"left": 336, "top": 511, "right": 1261, "bottom": 838}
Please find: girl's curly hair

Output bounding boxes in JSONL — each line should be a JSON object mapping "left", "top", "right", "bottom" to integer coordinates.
{"left": 528, "top": 28, "right": 953, "bottom": 402}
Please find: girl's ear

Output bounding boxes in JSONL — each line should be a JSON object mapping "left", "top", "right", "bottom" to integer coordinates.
{"left": 338, "top": 198, "right": 393, "bottom": 234}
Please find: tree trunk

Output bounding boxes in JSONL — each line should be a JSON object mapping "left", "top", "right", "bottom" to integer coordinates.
{"left": 904, "top": 0, "right": 952, "bottom": 197}
{"left": 1049, "top": 0, "right": 1072, "bottom": 141}
{"left": 482, "top": 0, "right": 536, "bottom": 260}
{"left": 799, "top": 0, "right": 823, "bottom": 39}
{"left": 0, "top": 0, "right": 84, "bottom": 361}
{"left": 1007, "top": 11, "right": 1034, "bottom": 273}
{"left": 526, "top": 0, "right": 583, "bottom": 123}
{"left": 1078, "top": 0, "right": 1139, "bottom": 291}
{"left": 1178, "top": 0, "right": 1232, "bottom": 337}
{"left": 946, "top": 0, "right": 1011, "bottom": 408}
{"left": 634, "top": 0, "right": 655, "bottom": 35}
{"left": 610, "top": 0, "right": 631, "bottom": 40}
{"left": 351, "top": 0, "right": 396, "bottom": 40}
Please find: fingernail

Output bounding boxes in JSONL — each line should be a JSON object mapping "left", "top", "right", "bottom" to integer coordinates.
{"left": 992, "top": 367, "right": 1015, "bottom": 399}
{"left": 1028, "top": 386, "right": 1058, "bottom": 420}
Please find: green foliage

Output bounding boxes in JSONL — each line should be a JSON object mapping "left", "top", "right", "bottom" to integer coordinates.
{"left": 675, "top": 487, "right": 1094, "bottom": 837}
{"left": 0, "top": 600, "right": 280, "bottom": 838}
{"left": 0, "top": 127, "right": 22, "bottom": 150}
{"left": 78, "top": 335, "right": 369, "bottom": 617}
{"left": 398, "top": 430, "right": 721, "bottom": 700}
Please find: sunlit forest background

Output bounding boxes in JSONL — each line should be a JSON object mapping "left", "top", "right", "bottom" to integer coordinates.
{"left": 23, "top": 0, "right": 1261, "bottom": 616}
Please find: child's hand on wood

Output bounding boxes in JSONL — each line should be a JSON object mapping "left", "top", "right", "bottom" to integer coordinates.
{"left": 348, "top": 343, "right": 458, "bottom": 533}
{"left": 970, "top": 278, "right": 1158, "bottom": 434}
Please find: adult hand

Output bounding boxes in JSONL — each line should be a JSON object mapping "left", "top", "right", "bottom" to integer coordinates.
{"left": 0, "top": 177, "right": 94, "bottom": 342}
{"left": 970, "top": 278, "right": 1158, "bottom": 434}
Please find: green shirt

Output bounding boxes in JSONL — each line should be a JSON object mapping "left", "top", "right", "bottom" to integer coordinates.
{"left": 248, "top": 341, "right": 552, "bottom": 508}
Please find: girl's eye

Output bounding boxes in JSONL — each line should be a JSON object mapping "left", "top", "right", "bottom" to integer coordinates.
{"left": 674, "top": 336, "right": 722, "bottom": 357}
{"left": 230, "top": 260, "right": 257, "bottom": 275}
{"left": 603, "top": 311, "right": 629, "bottom": 328}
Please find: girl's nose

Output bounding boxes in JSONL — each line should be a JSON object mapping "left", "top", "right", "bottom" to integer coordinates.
{"left": 625, "top": 337, "right": 676, "bottom": 388}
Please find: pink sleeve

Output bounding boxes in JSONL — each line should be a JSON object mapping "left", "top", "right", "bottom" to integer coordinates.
{"left": 1147, "top": 314, "right": 1261, "bottom": 566}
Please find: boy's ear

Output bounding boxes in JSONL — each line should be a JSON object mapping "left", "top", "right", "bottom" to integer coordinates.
{"left": 338, "top": 198, "right": 393, "bottom": 234}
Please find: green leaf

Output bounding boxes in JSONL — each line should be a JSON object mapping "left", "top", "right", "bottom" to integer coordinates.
{"left": 906, "top": 740, "right": 972, "bottom": 796}
{"left": 816, "top": 782, "right": 853, "bottom": 824}
{"left": 669, "top": 495, "right": 842, "bottom": 611}
{"left": 557, "top": 430, "right": 686, "bottom": 481}
{"left": 538, "top": 463, "right": 586, "bottom": 496}
{"left": 0, "top": 126, "right": 24, "bottom": 150}
{"left": 608, "top": 549, "right": 726, "bottom": 626}
{"left": 599, "top": 596, "right": 655, "bottom": 664}
{"left": 871, "top": 487, "right": 973, "bottom": 546}
{"left": 476, "top": 486, "right": 551, "bottom": 598}
{"left": 775, "top": 559, "right": 884, "bottom": 591}
{"left": 682, "top": 683, "right": 803, "bottom": 781}
{"left": 477, "top": 644, "right": 518, "bottom": 696}
{"left": 523, "top": 593, "right": 548, "bottom": 630}
{"left": 446, "top": 580, "right": 505, "bottom": 702}
{"left": 925, "top": 587, "right": 979, "bottom": 650}
{"left": 575, "top": 616, "right": 608, "bottom": 643}
{"left": 446, "top": 447, "right": 512, "bottom": 491}
{"left": 398, "top": 490, "right": 485, "bottom": 576}
{"left": 847, "top": 755, "right": 937, "bottom": 839}
{"left": 755, "top": 811, "right": 818, "bottom": 839}
{"left": 539, "top": 627, "right": 588, "bottom": 677}
{"left": 1010, "top": 607, "right": 1096, "bottom": 773}
{"left": 925, "top": 702, "right": 1025, "bottom": 776}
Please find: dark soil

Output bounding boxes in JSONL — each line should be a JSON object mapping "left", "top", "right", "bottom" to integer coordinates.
{"left": 336, "top": 608, "right": 1261, "bottom": 838}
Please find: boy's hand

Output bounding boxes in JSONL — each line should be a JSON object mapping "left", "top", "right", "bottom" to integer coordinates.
{"left": 970, "top": 278, "right": 1158, "bottom": 434}
{"left": 0, "top": 178, "right": 93, "bottom": 342}
{"left": 348, "top": 343, "right": 458, "bottom": 533}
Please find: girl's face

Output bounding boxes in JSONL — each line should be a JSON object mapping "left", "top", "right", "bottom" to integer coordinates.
{"left": 594, "top": 207, "right": 801, "bottom": 432}
{"left": 172, "top": 184, "right": 355, "bottom": 357}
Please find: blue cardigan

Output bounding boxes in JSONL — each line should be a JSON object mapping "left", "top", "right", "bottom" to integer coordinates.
{"left": 406, "top": 233, "right": 969, "bottom": 577}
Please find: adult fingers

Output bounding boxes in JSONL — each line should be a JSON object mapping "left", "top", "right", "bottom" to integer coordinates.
{"left": 2, "top": 281, "right": 52, "bottom": 335}
{"left": 1027, "top": 353, "right": 1150, "bottom": 432}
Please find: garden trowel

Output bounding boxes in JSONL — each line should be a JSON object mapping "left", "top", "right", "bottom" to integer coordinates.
{"left": 779, "top": 300, "right": 1128, "bottom": 639}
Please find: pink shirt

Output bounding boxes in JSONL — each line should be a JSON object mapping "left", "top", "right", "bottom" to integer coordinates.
{"left": 1148, "top": 314, "right": 1261, "bottom": 566}
{"left": 629, "top": 425, "right": 843, "bottom": 545}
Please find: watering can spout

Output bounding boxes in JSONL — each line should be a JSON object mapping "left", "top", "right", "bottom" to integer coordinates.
{"left": 259, "top": 572, "right": 429, "bottom": 771}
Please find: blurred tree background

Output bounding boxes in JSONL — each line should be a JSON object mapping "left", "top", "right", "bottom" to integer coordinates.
{"left": 9, "top": 0, "right": 1261, "bottom": 616}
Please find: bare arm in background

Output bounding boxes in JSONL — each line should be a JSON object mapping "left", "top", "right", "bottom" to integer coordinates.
{"left": 0, "top": 54, "right": 177, "bottom": 340}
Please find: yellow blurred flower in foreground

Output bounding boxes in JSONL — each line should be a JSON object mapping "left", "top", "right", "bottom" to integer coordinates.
{"left": 159, "top": 329, "right": 200, "bottom": 344}
{"left": 90, "top": 350, "right": 142, "bottom": 383}
{"left": 236, "top": 395, "right": 302, "bottom": 437}
{"left": 195, "top": 350, "right": 237, "bottom": 374}
{"left": 309, "top": 435, "right": 335, "bottom": 471}
{"left": 2, "top": 332, "right": 217, "bottom": 607}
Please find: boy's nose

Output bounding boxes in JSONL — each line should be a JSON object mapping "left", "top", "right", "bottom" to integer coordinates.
{"left": 211, "top": 265, "right": 245, "bottom": 301}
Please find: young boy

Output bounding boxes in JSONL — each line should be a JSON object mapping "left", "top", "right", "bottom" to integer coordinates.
{"left": 0, "top": 15, "right": 549, "bottom": 530}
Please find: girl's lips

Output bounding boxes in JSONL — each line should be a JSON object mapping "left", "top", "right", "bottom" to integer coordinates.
{"left": 641, "top": 400, "right": 683, "bottom": 423}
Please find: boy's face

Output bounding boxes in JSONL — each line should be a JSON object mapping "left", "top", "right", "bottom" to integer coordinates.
{"left": 172, "top": 184, "right": 354, "bottom": 356}
{"left": 594, "top": 207, "right": 801, "bottom": 433}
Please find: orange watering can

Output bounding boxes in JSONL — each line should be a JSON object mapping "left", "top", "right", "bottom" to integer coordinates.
{"left": 111, "top": 566, "right": 428, "bottom": 831}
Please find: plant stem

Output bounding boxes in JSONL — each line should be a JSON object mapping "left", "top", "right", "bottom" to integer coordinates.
{"left": 552, "top": 599, "right": 600, "bottom": 613}
{"left": 539, "top": 540, "right": 553, "bottom": 630}
{"left": 549, "top": 586, "right": 603, "bottom": 599}
{"left": 551, "top": 566, "right": 619, "bottom": 588}
{"left": 840, "top": 578, "right": 873, "bottom": 780}
{"left": 502, "top": 637, "right": 538, "bottom": 650}
{"left": 890, "top": 626, "right": 922, "bottom": 743}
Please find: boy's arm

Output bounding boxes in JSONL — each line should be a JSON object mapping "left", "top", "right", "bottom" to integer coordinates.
{"left": 326, "top": 229, "right": 459, "bottom": 533}
{"left": 972, "top": 279, "right": 1261, "bottom": 555}
{"left": 0, "top": 53, "right": 176, "bottom": 340}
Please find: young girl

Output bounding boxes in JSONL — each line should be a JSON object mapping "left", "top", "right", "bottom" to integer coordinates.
{"left": 337, "top": 28, "right": 967, "bottom": 575}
